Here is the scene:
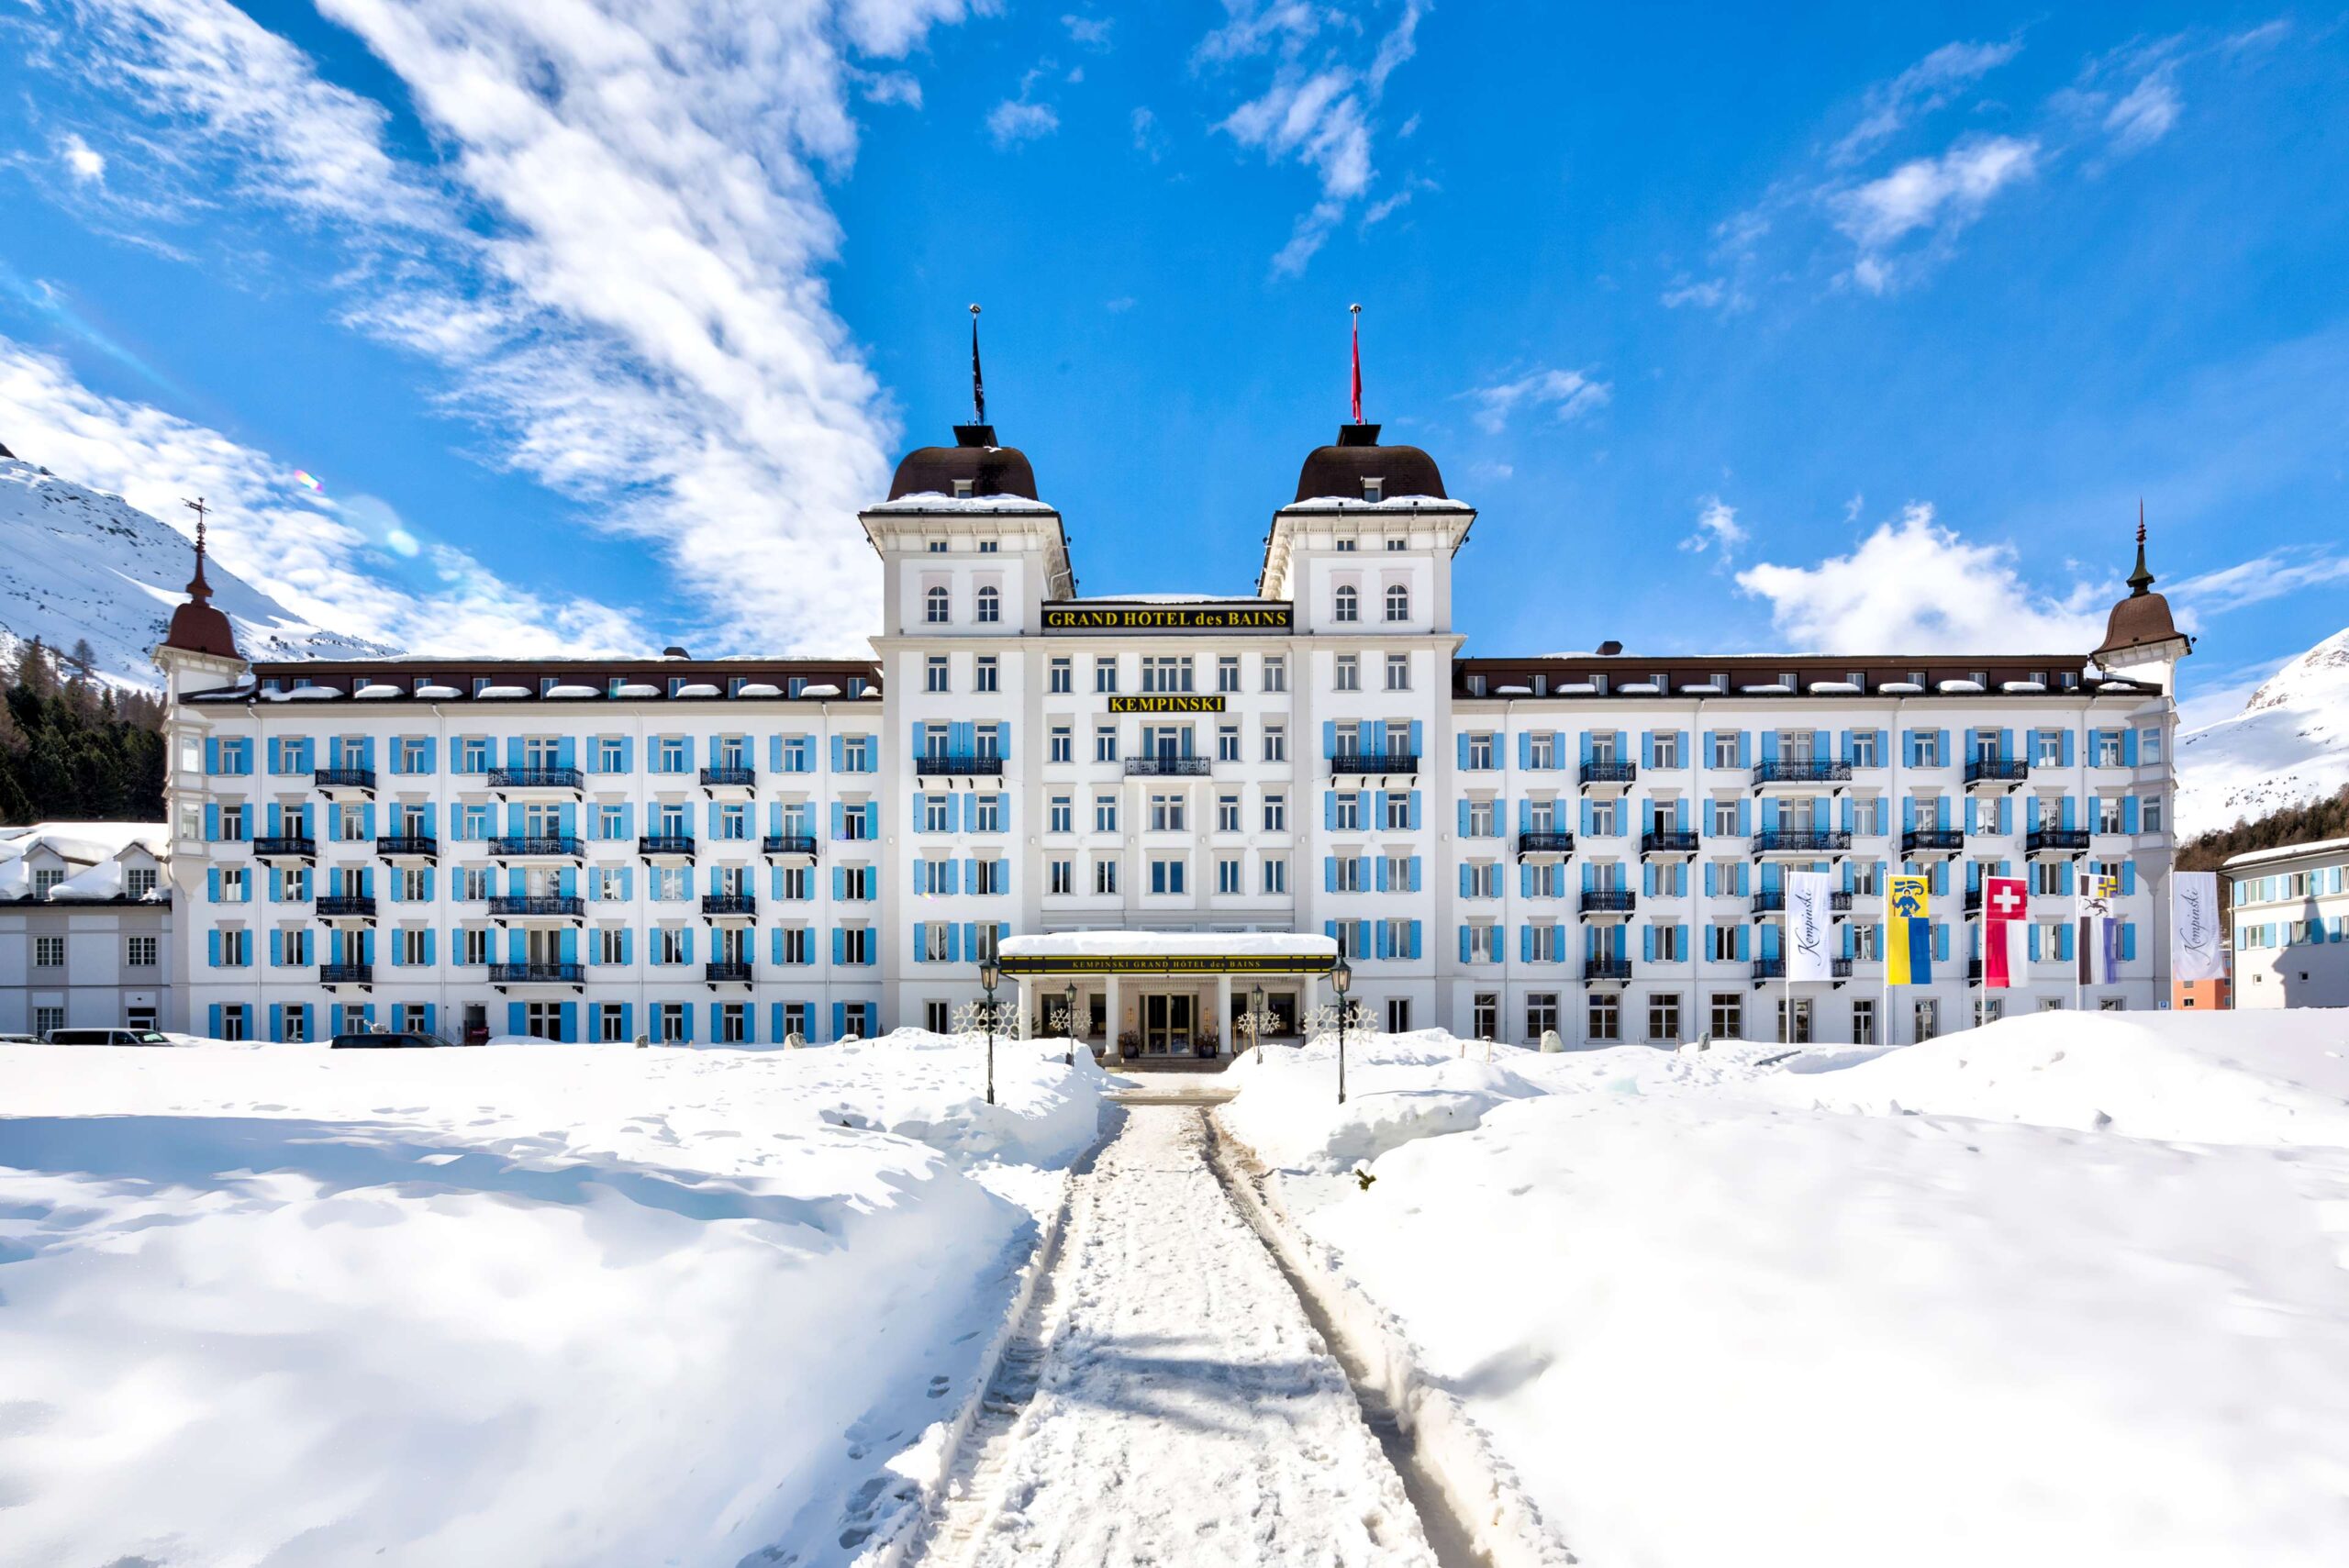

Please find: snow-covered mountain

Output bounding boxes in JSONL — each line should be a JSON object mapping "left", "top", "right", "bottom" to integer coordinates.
{"left": 0, "top": 451, "right": 395, "bottom": 688}
{"left": 2177, "top": 627, "right": 2349, "bottom": 836}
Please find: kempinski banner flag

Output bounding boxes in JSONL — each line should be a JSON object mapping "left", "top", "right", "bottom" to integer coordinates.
{"left": 2172, "top": 871, "right": 2225, "bottom": 982}
{"left": 1785, "top": 871, "right": 1835, "bottom": 982}
{"left": 1887, "top": 874, "right": 1932, "bottom": 985}
{"left": 2076, "top": 874, "right": 2120, "bottom": 986}
{"left": 1981, "top": 875, "right": 2030, "bottom": 989}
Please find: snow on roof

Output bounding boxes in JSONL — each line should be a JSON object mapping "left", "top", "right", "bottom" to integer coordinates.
{"left": 733, "top": 683, "right": 782, "bottom": 698}
{"left": 414, "top": 684, "right": 462, "bottom": 698}
{"left": 1880, "top": 682, "right": 1925, "bottom": 695}
{"left": 354, "top": 683, "right": 403, "bottom": 699}
{"left": 1278, "top": 495, "right": 1471, "bottom": 513}
{"left": 0, "top": 823, "right": 167, "bottom": 898}
{"left": 998, "top": 931, "right": 1340, "bottom": 960}
{"left": 476, "top": 684, "right": 531, "bottom": 699}
{"left": 2002, "top": 681, "right": 2048, "bottom": 694}
{"left": 1808, "top": 681, "right": 1862, "bottom": 695}
{"left": 614, "top": 683, "right": 661, "bottom": 698}
{"left": 545, "top": 684, "right": 600, "bottom": 699}
{"left": 2221, "top": 835, "right": 2349, "bottom": 871}
{"left": 674, "top": 683, "right": 720, "bottom": 698}
{"left": 1938, "top": 679, "right": 1987, "bottom": 694}
{"left": 798, "top": 683, "right": 841, "bottom": 698}
{"left": 863, "top": 494, "right": 1058, "bottom": 513}
{"left": 1062, "top": 594, "right": 1281, "bottom": 606}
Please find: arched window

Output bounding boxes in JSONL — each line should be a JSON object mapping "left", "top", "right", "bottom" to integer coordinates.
{"left": 1385, "top": 584, "right": 1410, "bottom": 622}
{"left": 1333, "top": 584, "right": 1359, "bottom": 624}
{"left": 925, "top": 585, "right": 950, "bottom": 625}
{"left": 976, "top": 585, "right": 1001, "bottom": 624}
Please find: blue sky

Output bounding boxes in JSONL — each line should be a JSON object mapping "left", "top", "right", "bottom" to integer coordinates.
{"left": 0, "top": 2, "right": 2343, "bottom": 725}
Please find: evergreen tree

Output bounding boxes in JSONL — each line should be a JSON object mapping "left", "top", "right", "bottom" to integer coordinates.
{"left": 0, "top": 643, "right": 165, "bottom": 824}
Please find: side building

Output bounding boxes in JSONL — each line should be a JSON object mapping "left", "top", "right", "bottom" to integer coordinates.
{"left": 152, "top": 415, "right": 2189, "bottom": 1049}
{"left": 0, "top": 824, "right": 173, "bottom": 1037}
{"left": 2224, "top": 836, "right": 2349, "bottom": 1009}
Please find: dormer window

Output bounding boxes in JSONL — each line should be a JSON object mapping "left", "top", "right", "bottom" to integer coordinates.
{"left": 927, "top": 540, "right": 947, "bottom": 553}
{"left": 952, "top": 479, "right": 974, "bottom": 498}
{"left": 1362, "top": 478, "right": 1384, "bottom": 503}
{"left": 1386, "top": 538, "right": 1407, "bottom": 550}
{"left": 1336, "top": 539, "right": 1358, "bottom": 551}
{"left": 978, "top": 539, "right": 998, "bottom": 553}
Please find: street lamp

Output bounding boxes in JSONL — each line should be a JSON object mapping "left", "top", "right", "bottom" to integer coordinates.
{"left": 1063, "top": 982, "right": 1078, "bottom": 1066}
{"left": 979, "top": 956, "right": 1001, "bottom": 1106}
{"left": 1330, "top": 957, "right": 1352, "bottom": 1105}
{"left": 1250, "top": 983, "right": 1266, "bottom": 1061}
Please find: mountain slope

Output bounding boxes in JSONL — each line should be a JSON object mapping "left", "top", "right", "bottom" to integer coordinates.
{"left": 2177, "top": 628, "right": 2349, "bottom": 836}
{"left": 0, "top": 455, "right": 395, "bottom": 687}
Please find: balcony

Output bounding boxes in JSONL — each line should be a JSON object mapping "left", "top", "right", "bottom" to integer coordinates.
{"left": 1965, "top": 758, "right": 2030, "bottom": 789}
{"left": 1579, "top": 759, "right": 1637, "bottom": 790}
{"left": 377, "top": 834, "right": 438, "bottom": 860}
{"left": 699, "top": 765, "right": 756, "bottom": 794}
{"left": 1752, "top": 956, "right": 1854, "bottom": 984}
{"left": 2026, "top": 828, "right": 2091, "bottom": 857}
{"left": 319, "top": 962, "right": 373, "bottom": 987}
{"left": 312, "top": 766, "right": 376, "bottom": 795}
{"left": 1752, "top": 760, "right": 1852, "bottom": 789}
{"left": 489, "top": 961, "right": 586, "bottom": 987}
{"left": 637, "top": 834, "right": 697, "bottom": 860}
{"left": 915, "top": 753, "right": 1005, "bottom": 777}
{"left": 1641, "top": 828, "right": 1700, "bottom": 859}
{"left": 1516, "top": 830, "right": 1576, "bottom": 859}
{"left": 1584, "top": 956, "right": 1633, "bottom": 984}
{"left": 489, "top": 835, "right": 584, "bottom": 860}
{"left": 1579, "top": 887, "right": 1636, "bottom": 917}
{"left": 316, "top": 894, "right": 376, "bottom": 920}
{"left": 1754, "top": 829, "right": 1853, "bottom": 856}
{"left": 1331, "top": 751, "right": 1420, "bottom": 777}
{"left": 1127, "top": 756, "right": 1214, "bottom": 776}
{"left": 486, "top": 766, "right": 584, "bottom": 794}
{"left": 253, "top": 835, "right": 317, "bottom": 861}
{"left": 1901, "top": 828, "right": 1965, "bottom": 858}
{"left": 488, "top": 895, "right": 584, "bottom": 920}
{"left": 701, "top": 894, "right": 757, "bottom": 919}
{"left": 762, "top": 833, "right": 819, "bottom": 859}
{"left": 704, "top": 961, "right": 754, "bottom": 985}
{"left": 1753, "top": 889, "right": 1854, "bottom": 914}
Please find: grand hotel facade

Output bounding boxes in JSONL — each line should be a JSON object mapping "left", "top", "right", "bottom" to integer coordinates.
{"left": 151, "top": 417, "right": 2193, "bottom": 1051}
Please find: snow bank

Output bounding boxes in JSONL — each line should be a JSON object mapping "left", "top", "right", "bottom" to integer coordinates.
{"left": 0, "top": 1034, "right": 1103, "bottom": 1568}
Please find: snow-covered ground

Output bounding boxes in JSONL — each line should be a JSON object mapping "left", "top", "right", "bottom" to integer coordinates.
{"left": 0, "top": 1031, "right": 1103, "bottom": 1568}
{"left": 1221, "top": 1013, "right": 2349, "bottom": 1568}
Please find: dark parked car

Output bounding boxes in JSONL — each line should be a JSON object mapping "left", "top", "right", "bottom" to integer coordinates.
{"left": 44, "top": 1028, "right": 174, "bottom": 1047}
{"left": 330, "top": 1030, "right": 463, "bottom": 1050}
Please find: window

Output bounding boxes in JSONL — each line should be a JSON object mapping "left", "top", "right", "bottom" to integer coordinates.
{"left": 1264, "top": 656, "right": 1286, "bottom": 693}
{"left": 1529, "top": 992, "right": 1561, "bottom": 1040}
{"left": 1264, "top": 725, "right": 1287, "bottom": 763}
{"left": 1218, "top": 794, "right": 1241, "bottom": 832}
{"left": 1217, "top": 856, "right": 1242, "bottom": 894}
{"left": 1466, "top": 799, "right": 1496, "bottom": 837}
{"left": 2141, "top": 728, "right": 2164, "bottom": 764}
{"left": 1337, "top": 538, "right": 1357, "bottom": 550}
{"left": 1852, "top": 999, "right": 1876, "bottom": 1046}
{"left": 1094, "top": 857, "right": 1119, "bottom": 895}
{"left": 2142, "top": 795, "right": 2163, "bottom": 835}
{"left": 1709, "top": 992, "right": 1742, "bottom": 1040}
{"left": 596, "top": 1004, "right": 628, "bottom": 1042}
{"left": 1464, "top": 923, "right": 1498, "bottom": 961}
{"left": 1050, "top": 795, "right": 1074, "bottom": 833}
{"left": 975, "top": 656, "right": 999, "bottom": 694}
{"left": 1150, "top": 858, "right": 1186, "bottom": 895}
{"left": 1335, "top": 655, "right": 1360, "bottom": 692}
{"left": 1094, "top": 657, "right": 1119, "bottom": 694}
{"left": 1473, "top": 994, "right": 1499, "bottom": 1040}
{"left": 976, "top": 585, "right": 1000, "bottom": 624}
{"left": 1334, "top": 584, "right": 1359, "bottom": 622}
{"left": 1710, "top": 799, "right": 1742, "bottom": 836}
{"left": 926, "top": 656, "right": 949, "bottom": 694}
{"left": 1094, "top": 727, "right": 1118, "bottom": 763}
{"left": 1218, "top": 725, "right": 1241, "bottom": 762}
{"left": 655, "top": 1003, "right": 688, "bottom": 1042}
{"left": 34, "top": 935, "right": 64, "bottom": 967}
{"left": 1710, "top": 731, "right": 1740, "bottom": 769}
{"left": 1333, "top": 792, "right": 1362, "bottom": 831}
{"left": 925, "top": 585, "right": 950, "bottom": 624}
{"left": 598, "top": 927, "right": 627, "bottom": 964}
{"left": 1384, "top": 584, "right": 1409, "bottom": 622}
{"left": 1049, "top": 858, "right": 1074, "bottom": 895}
{"left": 1095, "top": 795, "right": 1119, "bottom": 833}
{"left": 1586, "top": 993, "right": 1619, "bottom": 1041}
{"left": 1386, "top": 653, "right": 1410, "bottom": 691}
{"left": 1465, "top": 862, "right": 1499, "bottom": 897}
{"left": 1386, "top": 997, "right": 1412, "bottom": 1032}
{"left": 462, "top": 928, "right": 491, "bottom": 965}
{"left": 1528, "top": 732, "right": 1556, "bottom": 770}
{"left": 1913, "top": 998, "right": 1940, "bottom": 1042}
{"left": 779, "top": 927, "right": 812, "bottom": 963}
{"left": 1653, "top": 924, "right": 1686, "bottom": 962}
{"left": 1050, "top": 657, "right": 1072, "bottom": 694}
{"left": 1262, "top": 856, "right": 1287, "bottom": 895}
{"left": 921, "top": 924, "right": 952, "bottom": 962}
{"left": 1850, "top": 730, "right": 1879, "bottom": 767}
{"left": 1653, "top": 731, "right": 1681, "bottom": 769}
{"left": 1217, "top": 656, "right": 1241, "bottom": 693}
{"left": 1333, "top": 856, "right": 1365, "bottom": 893}
{"left": 1150, "top": 794, "right": 1186, "bottom": 831}
{"left": 1647, "top": 994, "right": 1682, "bottom": 1042}
{"left": 217, "top": 1005, "right": 248, "bottom": 1042}
{"left": 972, "top": 795, "right": 1003, "bottom": 832}
{"left": 125, "top": 934, "right": 158, "bottom": 966}
{"left": 1384, "top": 793, "right": 1412, "bottom": 830}
{"left": 1913, "top": 729, "right": 1944, "bottom": 767}
{"left": 1466, "top": 734, "right": 1494, "bottom": 770}
{"left": 1264, "top": 793, "right": 1287, "bottom": 831}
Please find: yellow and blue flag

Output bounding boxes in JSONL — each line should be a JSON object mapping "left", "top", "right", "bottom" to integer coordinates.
{"left": 1887, "top": 874, "right": 1932, "bottom": 984}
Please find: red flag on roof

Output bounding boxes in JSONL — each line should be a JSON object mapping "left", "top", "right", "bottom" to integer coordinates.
{"left": 1349, "top": 305, "right": 1363, "bottom": 423}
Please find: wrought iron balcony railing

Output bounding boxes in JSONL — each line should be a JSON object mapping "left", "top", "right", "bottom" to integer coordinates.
{"left": 1579, "top": 759, "right": 1637, "bottom": 787}
{"left": 704, "top": 961, "right": 754, "bottom": 984}
{"left": 253, "top": 836, "right": 317, "bottom": 859}
{"left": 488, "top": 895, "right": 584, "bottom": 918}
{"left": 312, "top": 767, "right": 376, "bottom": 791}
{"left": 489, "top": 835, "right": 584, "bottom": 858}
{"left": 1126, "top": 757, "right": 1214, "bottom": 775}
{"left": 1901, "top": 828, "right": 1965, "bottom": 856}
{"left": 637, "top": 834, "right": 697, "bottom": 858}
{"left": 1753, "top": 889, "right": 1854, "bottom": 913}
{"left": 1579, "top": 888, "right": 1636, "bottom": 916}
{"left": 762, "top": 833, "right": 818, "bottom": 858}
{"left": 376, "top": 835, "right": 438, "bottom": 859}
{"left": 486, "top": 766, "right": 584, "bottom": 791}
{"left": 1752, "top": 760, "right": 1852, "bottom": 786}
{"left": 1641, "top": 828, "right": 1701, "bottom": 856}
{"left": 2026, "top": 828, "right": 2091, "bottom": 855}
{"left": 1584, "top": 956, "right": 1633, "bottom": 982}
{"left": 315, "top": 894, "right": 375, "bottom": 918}
{"left": 319, "top": 962, "right": 373, "bottom": 984}
{"left": 1753, "top": 956, "right": 1854, "bottom": 981}
{"left": 1754, "top": 829, "right": 1854, "bottom": 854}
{"left": 488, "top": 962, "right": 584, "bottom": 984}
{"left": 701, "top": 894, "right": 757, "bottom": 917}
{"left": 1515, "top": 830, "right": 1576, "bottom": 857}
{"left": 914, "top": 753, "right": 1005, "bottom": 775}
{"left": 1964, "top": 758, "right": 2030, "bottom": 786}
{"left": 1330, "top": 751, "right": 1420, "bottom": 775}
{"left": 699, "top": 765, "right": 756, "bottom": 788}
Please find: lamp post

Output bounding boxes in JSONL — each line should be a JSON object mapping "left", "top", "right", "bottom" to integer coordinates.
{"left": 1330, "top": 958, "right": 1352, "bottom": 1105}
{"left": 1063, "top": 982, "right": 1078, "bottom": 1067}
{"left": 979, "top": 957, "right": 1000, "bottom": 1106}
{"left": 1250, "top": 983, "right": 1266, "bottom": 1060}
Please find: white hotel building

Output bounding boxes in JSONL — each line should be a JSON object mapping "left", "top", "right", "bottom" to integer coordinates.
{"left": 152, "top": 418, "right": 2192, "bottom": 1051}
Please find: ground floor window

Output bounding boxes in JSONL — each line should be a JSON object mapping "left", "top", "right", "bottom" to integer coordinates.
{"left": 1914, "top": 998, "right": 1940, "bottom": 1041}
{"left": 1528, "top": 991, "right": 1560, "bottom": 1041}
{"left": 655, "top": 1002, "right": 686, "bottom": 1043}
{"left": 339, "top": 1004, "right": 368, "bottom": 1035}
{"left": 221, "top": 1004, "right": 248, "bottom": 1041}
{"left": 2098, "top": 996, "right": 2125, "bottom": 1012}
{"left": 1776, "top": 996, "right": 1812, "bottom": 1044}
{"left": 1386, "top": 996, "right": 1411, "bottom": 1033}
{"left": 1853, "top": 999, "right": 1876, "bottom": 1046}
{"left": 35, "top": 1006, "right": 64, "bottom": 1036}
{"left": 1975, "top": 995, "right": 2004, "bottom": 1029}
{"left": 718, "top": 1003, "right": 747, "bottom": 1043}
{"left": 1472, "top": 993, "right": 1498, "bottom": 1041}
{"left": 126, "top": 1006, "right": 157, "bottom": 1032}
{"left": 396, "top": 1004, "right": 428, "bottom": 1033}
{"left": 2039, "top": 996, "right": 2065, "bottom": 1012}
{"left": 1586, "top": 992, "right": 1619, "bottom": 1042}
{"left": 596, "top": 1003, "right": 628, "bottom": 1042}
{"left": 526, "top": 1001, "right": 563, "bottom": 1041}
{"left": 780, "top": 1002, "right": 809, "bottom": 1041}
{"left": 1709, "top": 992, "right": 1742, "bottom": 1041}
{"left": 925, "top": 999, "right": 951, "bottom": 1033}
{"left": 1647, "top": 993, "right": 1681, "bottom": 1042}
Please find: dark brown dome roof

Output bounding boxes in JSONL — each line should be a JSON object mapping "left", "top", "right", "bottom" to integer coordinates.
{"left": 1294, "top": 424, "right": 1447, "bottom": 503}
{"left": 886, "top": 424, "right": 1039, "bottom": 501}
{"left": 161, "top": 536, "right": 241, "bottom": 661}
{"left": 2098, "top": 589, "right": 2182, "bottom": 658}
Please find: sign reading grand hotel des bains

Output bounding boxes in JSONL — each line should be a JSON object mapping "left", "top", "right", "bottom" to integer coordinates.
{"left": 1042, "top": 602, "right": 1293, "bottom": 633}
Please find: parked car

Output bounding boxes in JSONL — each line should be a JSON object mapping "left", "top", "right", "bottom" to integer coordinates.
{"left": 43, "top": 1028, "right": 175, "bottom": 1047}
{"left": 330, "top": 1030, "right": 463, "bottom": 1050}
{"left": 0, "top": 1032, "right": 43, "bottom": 1044}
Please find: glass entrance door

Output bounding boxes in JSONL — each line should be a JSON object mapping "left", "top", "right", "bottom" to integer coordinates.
{"left": 1142, "top": 994, "right": 1194, "bottom": 1054}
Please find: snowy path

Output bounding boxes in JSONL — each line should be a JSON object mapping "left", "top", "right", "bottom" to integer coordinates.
{"left": 913, "top": 1105, "right": 1444, "bottom": 1568}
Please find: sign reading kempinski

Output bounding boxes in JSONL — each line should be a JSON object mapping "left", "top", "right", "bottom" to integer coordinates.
{"left": 1043, "top": 603, "right": 1292, "bottom": 632}
{"left": 1107, "top": 695, "right": 1226, "bottom": 714}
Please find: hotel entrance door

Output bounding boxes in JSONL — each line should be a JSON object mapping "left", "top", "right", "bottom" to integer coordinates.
{"left": 1142, "top": 993, "right": 1194, "bottom": 1054}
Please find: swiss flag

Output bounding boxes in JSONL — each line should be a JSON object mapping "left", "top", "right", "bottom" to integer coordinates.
{"left": 1983, "top": 875, "right": 2029, "bottom": 988}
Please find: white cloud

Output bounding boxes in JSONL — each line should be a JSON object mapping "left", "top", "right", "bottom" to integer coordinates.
{"left": 1130, "top": 105, "right": 1167, "bottom": 161}
{"left": 2167, "top": 547, "right": 2349, "bottom": 616}
{"left": 1062, "top": 14, "right": 1112, "bottom": 48}
{"left": 1831, "top": 39, "right": 2021, "bottom": 166}
{"left": 1831, "top": 135, "right": 2039, "bottom": 290}
{"left": 987, "top": 97, "right": 1060, "bottom": 148}
{"left": 0, "top": 337, "right": 649, "bottom": 656}
{"left": 2104, "top": 66, "right": 2181, "bottom": 152}
{"left": 1680, "top": 495, "right": 1747, "bottom": 562}
{"left": 1736, "top": 504, "right": 2110, "bottom": 654}
{"left": 58, "top": 133, "right": 107, "bottom": 183}
{"left": 1660, "top": 276, "right": 1726, "bottom": 310}
{"left": 35, "top": 0, "right": 1001, "bottom": 657}
{"left": 1462, "top": 368, "right": 1611, "bottom": 435}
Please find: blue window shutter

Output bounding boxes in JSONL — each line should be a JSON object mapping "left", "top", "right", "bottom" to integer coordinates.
{"left": 207, "top": 929, "right": 221, "bottom": 967}
{"left": 270, "top": 929, "right": 283, "bottom": 967}
{"left": 2061, "top": 796, "right": 2076, "bottom": 830}
{"left": 1409, "top": 790, "right": 1422, "bottom": 828}
{"left": 1324, "top": 856, "right": 1338, "bottom": 893}
{"left": 1375, "top": 922, "right": 1391, "bottom": 960}
{"left": 1408, "top": 921, "right": 1422, "bottom": 960}
{"left": 2121, "top": 922, "right": 2137, "bottom": 961}
{"left": 2122, "top": 797, "right": 2139, "bottom": 833}
{"left": 830, "top": 802, "right": 843, "bottom": 840}
{"left": 207, "top": 867, "right": 220, "bottom": 902}
{"left": 1408, "top": 857, "right": 1421, "bottom": 893}
{"left": 1579, "top": 797, "right": 1593, "bottom": 836}
{"left": 831, "top": 927, "right": 844, "bottom": 965}
{"left": 1366, "top": 721, "right": 1386, "bottom": 756}
{"left": 1458, "top": 732, "right": 1471, "bottom": 769}
{"left": 1459, "top": 863, "right": 1472, "bottom": 898}
{"left": 1460, "top": 925, "right": 1473, "bottom": 963}
{"left": 1518, "top": 731, "right": 1531, "bottom": 770}
{"left": 208, "top": 1003, "right": 223, "bottom": 1038}
{"left": 2121, "top": 861, "right": 2136, "bottom": 895}
{"left": 2060, "top": 729, "right": 2075, "bottom": 767}
{"left": 913, "top": 920, "right": 928, "bottom": 962}
{"left": 1408, "top": 720, "right": 1423, "bottom": 757}
{"left": 1762, "top": 730, "right": 1779, "bottom": 763}
{"left": 1323, "top": 720, "right": 1338, "bottom": 759}
{"left": 1323, "top": 791, "right": 1337, "bottom": 831}
{"left": 204, "top": 803, "right": 219, "bottom": 840}
{"left": 1520, "top": 924, "right": 1531, "bottom": 962}
{"left": 1457, "top": 799, "right": 1470, "bottom": 836}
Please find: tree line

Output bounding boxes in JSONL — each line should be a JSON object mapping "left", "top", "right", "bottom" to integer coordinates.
{"left": 2177, "top": 785, "right": 2349, "bottom": 875}
{"left": 0, "top": 639, "right": 166, "bottom": 825}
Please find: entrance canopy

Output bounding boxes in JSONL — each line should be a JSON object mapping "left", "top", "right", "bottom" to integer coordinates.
{"left": 996, "top": 932, "right": 1339, "bottom": 976}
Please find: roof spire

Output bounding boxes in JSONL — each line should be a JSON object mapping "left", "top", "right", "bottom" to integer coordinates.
{"left": 180, "top": 495, "right": 214, "bottom": 603}
{"left": 2127, "top": 498, "right": 2154, "bottom": 596}
{"left": 968, "top": 303, "right": 985, "bottom": 426}
{"left": 1349, "top": 303, "right": 1364, "bottom": 425}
